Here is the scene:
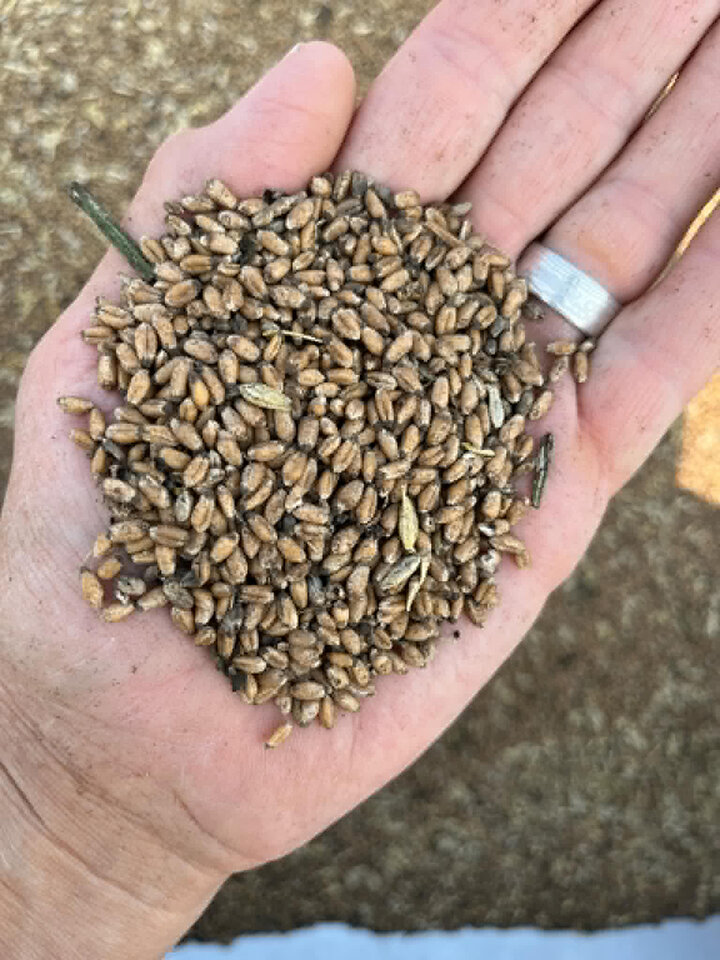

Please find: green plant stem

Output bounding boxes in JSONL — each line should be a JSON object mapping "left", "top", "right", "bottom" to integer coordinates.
{"left": 68, "top": 182, "right": 155, "bottom": 281}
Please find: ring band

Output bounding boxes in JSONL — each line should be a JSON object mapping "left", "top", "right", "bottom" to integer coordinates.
{"left": 517, "top": 242, "right": 621, "bottom": 337}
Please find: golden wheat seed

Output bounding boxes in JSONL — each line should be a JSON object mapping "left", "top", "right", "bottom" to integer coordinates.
{"left": 546, "top": 340, "right": 577, "bottom": 356}
{"left": 101, "top": 603, "right": 135, "bottom": 623}
{"left": 399, "top": 490, "right": 419, "bottom": 553}
{"left": 573, "top": 351, "right": 589, "bottom": 383}
{"left": 80, "top": 570, "right": 104, "bottom": 609}
{"left": 58, "top": 395, "right": 95, "bottom": 415}
{"left": 237, "top": 383, "right": 292, "bottom": 411}
{"left": 265, "top": 722, "right": 294, "bottom": 749}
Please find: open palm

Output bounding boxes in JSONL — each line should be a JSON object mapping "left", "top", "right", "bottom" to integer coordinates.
{"left": 1, "top": 1, "right": 718, "bottom": 953}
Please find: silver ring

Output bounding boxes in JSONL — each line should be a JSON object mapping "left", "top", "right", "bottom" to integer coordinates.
{"left": 517, "top": 242, "right": 621, "bottom": 337}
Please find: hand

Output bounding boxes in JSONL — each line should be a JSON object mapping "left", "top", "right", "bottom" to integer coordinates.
{"left": 2, "top": 2, "right": 718, "bottom": 955}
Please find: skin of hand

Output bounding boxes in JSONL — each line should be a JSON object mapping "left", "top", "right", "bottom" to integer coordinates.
{"left": 1, "top": 2, "right": 718, "bottom": 956}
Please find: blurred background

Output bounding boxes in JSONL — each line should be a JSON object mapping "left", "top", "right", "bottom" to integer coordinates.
{"left": 1, "top": 0, "right": 718, "bottom": 950}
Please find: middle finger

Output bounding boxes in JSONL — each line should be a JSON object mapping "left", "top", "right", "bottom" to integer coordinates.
{"left": 337, "top": 0, "right": 596, "bottom": 197}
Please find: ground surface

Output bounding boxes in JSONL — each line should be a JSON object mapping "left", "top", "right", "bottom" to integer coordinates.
{"left": 1, "top": 0, "right": 718, "bottom": 936}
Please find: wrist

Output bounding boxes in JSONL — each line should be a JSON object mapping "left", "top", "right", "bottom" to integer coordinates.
{"left": 0, "top": 685, "right": 227, "bottom": 960}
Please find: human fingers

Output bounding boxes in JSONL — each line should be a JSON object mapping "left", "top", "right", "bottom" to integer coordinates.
{"left": 457, "top": 0, "right": 719, "bottom": 257}
{"left": 538, "top": 18, "right": 720, "bottom": 304}
{"left": 516, "top": 18, "right": 720, "bottom": 492}
{"left": 578, "top": 206, "right": 719, "bottom": 494}
{"left": 336, "top": 0, "right": 597, "bottom": 198}
{"left": 352, "top": 11, "right": 719, "bottom": 800}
